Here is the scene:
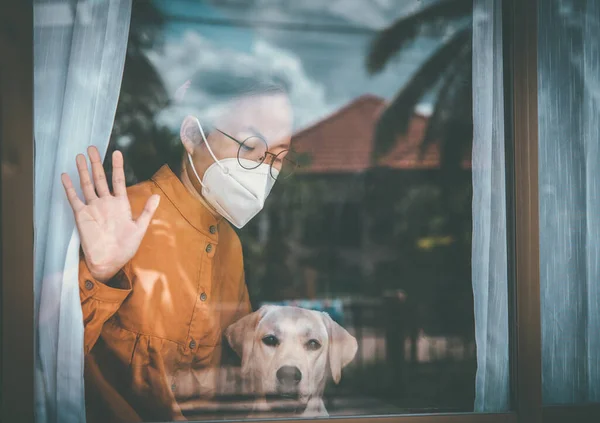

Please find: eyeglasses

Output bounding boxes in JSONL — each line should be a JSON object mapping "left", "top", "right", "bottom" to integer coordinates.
{"left": 214, "top": 128, "right": 298, "bottom": 179}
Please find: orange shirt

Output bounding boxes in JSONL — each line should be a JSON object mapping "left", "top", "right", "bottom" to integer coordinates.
{"left": 79, "top": 165, "right": 251, "bottom": 422}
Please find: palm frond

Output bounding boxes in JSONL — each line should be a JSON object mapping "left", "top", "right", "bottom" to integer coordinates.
{"left": 420, "top": 40, "right": 472, "bottom": 158}
{"left": 104, "top": 0, "right": 169, "bottom": 186}
{"left": 437, "top": 62, "right": 472, "bottom": 174}
{"left": 366, "top": 0, "right": 472, "bottom": 74}
{"left": 371, "top": 26, "right": 471, "bottom": 159}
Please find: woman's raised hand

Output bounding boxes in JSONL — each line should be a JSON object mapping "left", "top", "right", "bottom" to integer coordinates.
{"left": 61, "top": 146, "right": 160, "bottom": 283}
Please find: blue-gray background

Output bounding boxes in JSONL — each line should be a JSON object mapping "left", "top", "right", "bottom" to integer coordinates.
{"left": 149, "top": 0, "right": 448, "bottom": 132}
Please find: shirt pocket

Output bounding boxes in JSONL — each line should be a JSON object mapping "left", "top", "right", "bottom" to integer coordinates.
{"left": 129, "top": 335, "right": 171, "bottom": 397}
{"left": 101, "top": 319, "right": 140, "bottom": 367}
{"left": 128, "top": 334, "right": 180, "bottom": 419}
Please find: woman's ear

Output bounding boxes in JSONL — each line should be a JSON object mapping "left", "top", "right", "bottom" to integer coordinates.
{"left": 180, "top": 115, "right": 202, "bottom": 155}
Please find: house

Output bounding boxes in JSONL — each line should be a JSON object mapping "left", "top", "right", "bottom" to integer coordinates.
{"left": 292, "top": 94, "right": 471, "bottom": 174}
{"left": 256, "top": 94, "right": 471, "bottom": 295}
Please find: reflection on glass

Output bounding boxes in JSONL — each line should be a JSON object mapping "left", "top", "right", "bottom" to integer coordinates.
{"left": 98, "top": 0, "right": 476, "bottom": 419}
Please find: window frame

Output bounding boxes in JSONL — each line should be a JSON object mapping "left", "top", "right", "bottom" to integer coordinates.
{"left": 1, "top": 0, "right": 599, "bottom": 422}
{"left": 1, "top": 0, "right": 34, "bottom": 422}
{"left": 505, "top": 0, "right": 541, "bottom": 421}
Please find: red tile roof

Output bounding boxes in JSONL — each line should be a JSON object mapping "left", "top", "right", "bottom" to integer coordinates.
{"left": 292, "top": 94, "right": 471, "bottom": 174}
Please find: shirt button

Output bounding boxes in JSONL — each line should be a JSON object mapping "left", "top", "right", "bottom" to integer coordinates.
{"left": 189, "top": 340, "right": 196, "bottom": 349}
{"left": 85, "top": 280, "right": 94, "bottom": 290}
{"left": 200, "top": 292, "right": 207, "bottom": 302}
{"left": 171, "top": 384, "right": 176, "bottom": 391}
{"left": 206, "top": 244, "right": 213, "bottom": 253}
{"left": 209, "top": 225, "right": 217, "bottom": 234}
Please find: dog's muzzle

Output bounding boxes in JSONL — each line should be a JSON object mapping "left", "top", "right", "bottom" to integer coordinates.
{"left": 276, "top": 365, "right": 302, "bottom": 388}
{"left": 266, "top": 366, "right": 309, "bottom": 413}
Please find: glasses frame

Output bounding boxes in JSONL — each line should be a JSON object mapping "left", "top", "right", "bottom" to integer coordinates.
{"left": 213, "top": 127, "right": 298, "bottom": 180}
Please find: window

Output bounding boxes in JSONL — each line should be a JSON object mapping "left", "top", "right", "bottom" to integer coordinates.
{"left": 2, "top": 0, "right": 600, "bottom": 423}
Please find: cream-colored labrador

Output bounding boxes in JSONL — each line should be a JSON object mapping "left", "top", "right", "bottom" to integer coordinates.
{"left": 225, "top": 305, "right": 358, "bottom": 417}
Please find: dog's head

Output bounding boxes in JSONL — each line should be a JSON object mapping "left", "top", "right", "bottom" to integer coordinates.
{"left": 225, "top": 305, "right": 357, "bottom": 411}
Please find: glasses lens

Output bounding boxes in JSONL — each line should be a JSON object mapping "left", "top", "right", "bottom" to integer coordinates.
{"left": 272, "top": 149, "right": 298, "bottom": 179}
{"left": 237, "top": 136, "right": 268, "bottom": 170}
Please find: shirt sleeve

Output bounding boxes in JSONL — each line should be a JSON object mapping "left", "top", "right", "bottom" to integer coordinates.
{"left": 79, "top": 250, "right": 133, "bottom": 355}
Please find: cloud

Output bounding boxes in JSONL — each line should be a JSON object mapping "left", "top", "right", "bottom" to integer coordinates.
{"left": 202, "top": 0, "right": 436, "bottom": 29}
{"left": 145, "top": 30, "right": 333, "bottom": 131}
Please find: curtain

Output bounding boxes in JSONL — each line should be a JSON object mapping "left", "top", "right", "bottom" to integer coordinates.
{"left": 472, "top": 0, "right": 600, "bottom": 410}
{"left": 34, "top": 1, "right": 132, "bottom": 422}
{"left": 538, "top": 0, "right": 600, "bottom": 405}
{"left": 471, "top": 0, "right": 509, "bottom": 412}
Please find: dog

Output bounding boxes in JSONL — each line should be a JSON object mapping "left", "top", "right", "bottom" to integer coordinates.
{"left": 224, "top": 305, "right": 358, "bottom": 417}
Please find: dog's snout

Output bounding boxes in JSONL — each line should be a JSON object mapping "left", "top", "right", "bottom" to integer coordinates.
{"left": 276, "top": 366, "right": 302, "bottom": 385}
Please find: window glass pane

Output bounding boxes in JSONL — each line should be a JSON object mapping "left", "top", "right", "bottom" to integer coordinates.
{"left": 32, "top": 0, "right": 514, "bottom": 420}
{"left": 538, "top": 0, "right": 600, "bottom": 406}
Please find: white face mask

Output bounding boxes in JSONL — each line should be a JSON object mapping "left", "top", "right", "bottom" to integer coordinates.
{"left": 187, "top": 119, "right": 278, "bottom": 229}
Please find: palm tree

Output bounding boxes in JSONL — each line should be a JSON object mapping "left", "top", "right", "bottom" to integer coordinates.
{"left": 366, "top": 0, "right": 472, "bottom": 174}
{"left": 367, "top": 2, "right": 475, "bottom": 342}
{"left": 367, "top": 0, "right": 473, "bottom": 265}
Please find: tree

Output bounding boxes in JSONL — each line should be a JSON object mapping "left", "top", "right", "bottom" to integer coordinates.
{"left": 366, "top": 0, "right": 472, "bottom": 175}
{"left": 367, "top": 1, "right": 475, "bottom": 342}
{"left": 367, "top": 0, "right": 473, "bottom": 272}
{"left": 104, "top": 0, "right": 173, "bottom": 187}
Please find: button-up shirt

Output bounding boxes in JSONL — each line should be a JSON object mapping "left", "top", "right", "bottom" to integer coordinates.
{"left": 79, "top": 165, "right": 251, "bottom": 422}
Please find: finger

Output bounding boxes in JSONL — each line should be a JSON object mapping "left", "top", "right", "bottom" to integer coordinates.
{"left": 76, "top": 154, "right": 98, "bottom": 202}
{"left": 111, "top": 150, "right": 127, "bottom": 197}
{"left": 61, "top": 173, "right": 85, "bottom": 213}
{"left": 88, "top": 146, "right": 110, "bottom": 197}
{"left": 135, "top": 195, "right": 160, "bottom": 234}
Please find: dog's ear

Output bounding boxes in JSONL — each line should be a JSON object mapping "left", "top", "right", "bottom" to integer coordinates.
{"left": 225, "top": 311, "right": 258, "bottom": 359}
{"left": 321, "top": 312, "right": 358, "bottom": 384}
{"left": 225, "top": 305, "right": 275, "bottom": 376}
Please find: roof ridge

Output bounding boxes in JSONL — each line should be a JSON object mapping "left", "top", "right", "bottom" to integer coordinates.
{"left": 292, "top": 94, "right": 386, "bottom": 141}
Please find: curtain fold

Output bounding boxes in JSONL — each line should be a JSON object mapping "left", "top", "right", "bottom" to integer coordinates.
{"left": 33, "top": 1, "right": 132, "bottom": 422}
{"left": 472, "top": 0, "right": 600, "bottom": 410}
{"left": 471, "top": 0, "right": 509, "bottom": 412}
{"left": 538, "top": 0, "right": 600, "bottom": 405}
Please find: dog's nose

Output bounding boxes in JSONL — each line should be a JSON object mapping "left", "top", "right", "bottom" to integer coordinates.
{"left": 276, "top": 366, "right": 302, "bottom": 385}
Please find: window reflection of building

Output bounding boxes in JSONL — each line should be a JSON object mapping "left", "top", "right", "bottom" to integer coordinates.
{"left": 263, "top": 94, "right": 471, "bottom": 301}
{"left": 242, "top": 94, "right": 475, "bottom": 410}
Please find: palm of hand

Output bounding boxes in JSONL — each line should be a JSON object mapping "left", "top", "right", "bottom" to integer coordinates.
{"left": 77, "top": 196, "right": 140, "bottom": 278}
{"left": 62, "top": 147, "right": 160, "bottom": 283}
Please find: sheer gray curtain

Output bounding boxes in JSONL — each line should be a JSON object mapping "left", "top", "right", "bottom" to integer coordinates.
{"left": 34, "top": 1, "right": 131, "bottom": 422}
{"left": 471, "top": 0, "right": 509, "bottom": 412}
{"left": 472, "top": 0, "right": 600, "bottom": 411}
{"left": 538, "top": 0, "right": 600, "bottom": 405}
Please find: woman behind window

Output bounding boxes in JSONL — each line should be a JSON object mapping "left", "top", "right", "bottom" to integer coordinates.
{"left": 61, "top": 79, "right": 294, "bottom": 422}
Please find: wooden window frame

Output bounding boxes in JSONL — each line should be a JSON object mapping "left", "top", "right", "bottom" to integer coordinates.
{"left": 1, "top": 0, "right": 599, "bottom": 422}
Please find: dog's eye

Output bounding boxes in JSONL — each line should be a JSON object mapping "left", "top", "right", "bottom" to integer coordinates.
{"left": 262, "top": 335, "right": 279, "bottom": 347}
{"left": 306, "top": 339, "right": 321, "bottom": 351}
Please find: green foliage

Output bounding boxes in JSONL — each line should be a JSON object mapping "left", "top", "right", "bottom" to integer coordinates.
{"left": 367, "top": 0, "right": 473, "bottom": 173}
{"left": 104, "top": 0, "right": 175, "bottom": 187}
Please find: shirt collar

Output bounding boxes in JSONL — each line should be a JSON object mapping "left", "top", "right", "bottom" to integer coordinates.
{"left": 151, "top": 165, "right": 223, "bottom": 238}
